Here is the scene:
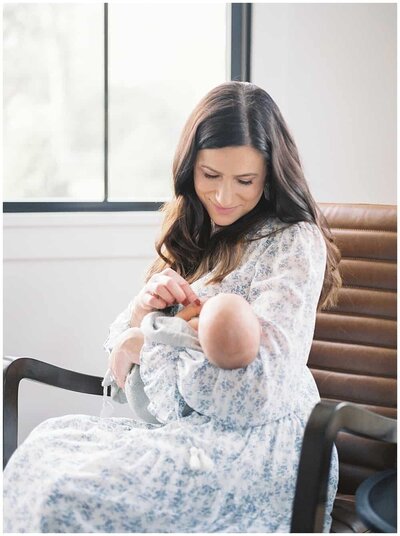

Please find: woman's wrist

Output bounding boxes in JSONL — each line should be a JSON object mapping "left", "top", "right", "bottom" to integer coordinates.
{"left": 129, "top": 296, "right": 150, "bottom": 327}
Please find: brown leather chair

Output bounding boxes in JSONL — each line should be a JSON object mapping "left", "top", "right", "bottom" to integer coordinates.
{"left": 3, "top": 203, "right": 397, "bottom": 532}
{"left": 292, "top": 203, "right": 397, "bottom": 532}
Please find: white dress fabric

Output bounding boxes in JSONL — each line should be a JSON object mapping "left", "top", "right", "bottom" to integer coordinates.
{"left": 3, "top": 217, "right": 339, "bottom": 533}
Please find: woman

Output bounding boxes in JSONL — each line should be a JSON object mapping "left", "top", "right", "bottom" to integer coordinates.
{"left": 3, "top": 81, "right": 341, "bottom": 532}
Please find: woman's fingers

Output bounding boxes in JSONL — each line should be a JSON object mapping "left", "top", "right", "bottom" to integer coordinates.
{"left": 148, "top": 274, "right": 197, "bottom": 307}
{"left": 138, "top": 268, "right": 200, "bottom": 313}
{"left": 142, "top": 292, "right": 168, "bottom": 310}
{"left": 178, "top": 281, "right": 201, "bottom": 305}
{"left": 160, "top": 269, "right": 200, "bottom": 305}
{"left": 147, "top": 279, "right": 176, "bottom": 305}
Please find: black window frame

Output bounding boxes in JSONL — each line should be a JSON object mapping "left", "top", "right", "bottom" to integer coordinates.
{"left": 4, "top": 3, "right": 252, "bottom": 213}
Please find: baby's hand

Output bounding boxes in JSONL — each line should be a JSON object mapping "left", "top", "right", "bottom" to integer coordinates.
{"left": 187, "top": 317, "right": 199, "bottom": 331}
{"left": 175, "top": 301, "right": 203, "bottom": 322}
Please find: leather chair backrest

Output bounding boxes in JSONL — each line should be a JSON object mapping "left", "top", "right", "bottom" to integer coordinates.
{"left": 309, "top": 203, "right": 397, "bottom": 495}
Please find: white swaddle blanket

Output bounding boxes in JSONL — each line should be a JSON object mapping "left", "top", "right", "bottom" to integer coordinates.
{"left": 102, "top": 310, "right": 201, "bottom": 423}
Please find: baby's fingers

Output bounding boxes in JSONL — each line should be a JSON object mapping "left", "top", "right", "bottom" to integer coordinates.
{"left": 176, "top": 303, "right": 202, "bottom": 321}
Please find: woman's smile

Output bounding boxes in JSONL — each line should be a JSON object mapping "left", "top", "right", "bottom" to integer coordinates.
{"left": 194, "top": 146, "right": 266, "bottom": 226}
{"left": 211, "top": 200, "right": 239, "bottom": 214}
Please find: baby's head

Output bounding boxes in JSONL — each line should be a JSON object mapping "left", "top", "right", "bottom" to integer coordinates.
{"left": 197, "top": 293, "right": 261, "bottom": 370}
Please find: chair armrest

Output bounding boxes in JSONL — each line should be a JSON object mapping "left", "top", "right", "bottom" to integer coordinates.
{"left": 290, "top": 400, "right": 397, "bottom": 533}
{"left": 3, "top": 356, "right": 107, "bottom": 470}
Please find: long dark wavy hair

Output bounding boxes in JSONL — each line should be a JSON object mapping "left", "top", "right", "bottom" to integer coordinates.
{"left": 146, "top": 81, "right": 341, "bottom": 310}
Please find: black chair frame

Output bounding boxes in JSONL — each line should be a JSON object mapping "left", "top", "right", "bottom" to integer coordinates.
{"left": 3, "top": 356, "right": 397, "bottom": 533}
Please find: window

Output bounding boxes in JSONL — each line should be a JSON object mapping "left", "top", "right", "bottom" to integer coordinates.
{"left": 3, "top": 4, "right": 104, "bottom": 202}
{"left": 4, "top": 3, "right": 252, "bottom": 212}
{"left": 108, "top": 3, "right": 227, "bottom": 202}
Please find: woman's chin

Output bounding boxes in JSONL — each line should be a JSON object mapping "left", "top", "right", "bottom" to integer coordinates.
{"left": 212, "top": 218, "right": 235, "bottom": 227}
{"left": 211, "top": 213, "right": 239, "bottom": 227}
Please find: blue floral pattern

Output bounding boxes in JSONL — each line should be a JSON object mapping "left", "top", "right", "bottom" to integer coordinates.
{"left": 3, "top": 217, "right": 338, "bottom": 532}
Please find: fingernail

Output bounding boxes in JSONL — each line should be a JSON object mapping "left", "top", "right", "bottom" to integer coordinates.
{"left": 194, "top": 299, "right": 201, "bottom": 306}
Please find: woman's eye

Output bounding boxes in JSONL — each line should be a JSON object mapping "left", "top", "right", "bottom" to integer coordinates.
{"left": 203, "top": 172, "right": 252, "bottom": 185}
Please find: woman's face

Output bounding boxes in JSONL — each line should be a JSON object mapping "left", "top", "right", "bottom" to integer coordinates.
{"left": 194, "top": 145, "right": 266, "bottom": 226}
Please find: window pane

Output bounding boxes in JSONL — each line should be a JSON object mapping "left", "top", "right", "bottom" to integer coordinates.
{"left": 3, "top": 4, "right": 104, "bottom": 201}
{"left": 108, "top": 3, "right": 227, "bottom": 201}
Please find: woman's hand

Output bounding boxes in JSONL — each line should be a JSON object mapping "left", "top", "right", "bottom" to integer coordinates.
{"left": 109, "top": 327, "right": 144, "bottom": 389}
{"left": 131, "top": 268, "right": 200, "bottom": 326}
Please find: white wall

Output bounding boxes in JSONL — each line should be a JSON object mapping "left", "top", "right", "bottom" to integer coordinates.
{"left": 4, "top": 4, "right": 396, "bottom": 444}
{"left": 252, "top": 3, "right": 396, "bottom": 203}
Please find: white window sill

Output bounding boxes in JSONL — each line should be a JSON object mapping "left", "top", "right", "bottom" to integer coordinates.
{"left": 3, "top": 211, "right": 163, "bottom": 228}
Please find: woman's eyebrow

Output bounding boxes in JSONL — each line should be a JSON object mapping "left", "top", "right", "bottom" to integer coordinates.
{"left": 199, "top": 164, "right": 258, "bottom": 178}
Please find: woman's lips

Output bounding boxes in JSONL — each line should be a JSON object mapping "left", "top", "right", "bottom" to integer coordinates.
{"left": 212, "top": 202, "right": 237, "bottom": 214}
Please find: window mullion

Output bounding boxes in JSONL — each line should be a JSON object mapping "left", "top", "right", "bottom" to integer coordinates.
{"left": 104, "top": 2, "right": 109, "bottom": 202}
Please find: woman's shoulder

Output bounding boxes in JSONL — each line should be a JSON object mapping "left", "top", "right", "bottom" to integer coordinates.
{"left": 246, "top": 217, "right": 326, "bottom": 262}
{"left": 249, "top": 216, "right": 323, "bottom": 244}
{"left": 247, "top": 215, "right": 290, "bottom": 240}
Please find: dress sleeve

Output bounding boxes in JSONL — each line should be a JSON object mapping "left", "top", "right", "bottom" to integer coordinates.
{"left": 104, "top": 303, "right": 193, "bottom": 424}
{"left": 103, "top": 303, "right": 181, "bottom": 357}
{"left": 103, "top": 300, "right": 134, "bottom": 357}
{"left": 169, "top": 221, "right": 327, "bottom": 427}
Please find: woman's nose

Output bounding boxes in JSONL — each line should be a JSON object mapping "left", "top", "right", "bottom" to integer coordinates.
{"left": 215, "top": 183, "right": 234, "bottom": 207}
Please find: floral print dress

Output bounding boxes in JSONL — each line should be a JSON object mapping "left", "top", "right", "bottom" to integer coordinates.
{"left": 3, "top": 217, "right": 338, "bottom": 533}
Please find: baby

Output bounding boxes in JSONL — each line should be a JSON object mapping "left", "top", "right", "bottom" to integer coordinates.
{"left": 177, "top": 293, "right": 261, "bottom": 370}
{"left": 102, "top": 293, "right": 261, "bottom": 422}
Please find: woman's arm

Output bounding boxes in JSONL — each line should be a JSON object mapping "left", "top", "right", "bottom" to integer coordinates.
{"left": 108, "top": 327, "right": 144, "bottom": 389}
{"left": 105, "top": 267, "right": 200, "bottom": 353}
{"left": 109, "top": 303, "right": 202, "bottom": 389}
{"left": 146, "top": 222, "right": 328, "bottom": 427}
